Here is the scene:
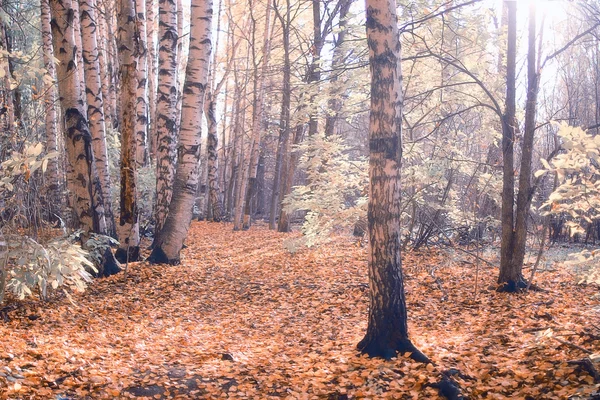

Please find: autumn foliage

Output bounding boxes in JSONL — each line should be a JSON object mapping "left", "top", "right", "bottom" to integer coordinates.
{"left": 0, "top": 222, "right": 598, "bottom": 399}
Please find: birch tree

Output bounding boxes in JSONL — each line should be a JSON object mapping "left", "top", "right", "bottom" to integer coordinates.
{"left": 357, "top": 0, "right": 428, "bottom": 362}
{"left": 41, "top": 0, "right": 62, "bottom": 211}
{"left": 115, "top": 0, "right": 142, "bottom": 262}
{"left": 154, "top": 0, "right": 179, "bottom": 237}
{"left": 135, "top": 0, "right": 149, "bottom": 167}
{"left": 80, "top": 0, "right": 116, "bottom": 237}
{"left": 149, "top": 0, "right": 213, "bottom": 264}
{"left": 49, "top": 0, "right": 119, "bottom": 276}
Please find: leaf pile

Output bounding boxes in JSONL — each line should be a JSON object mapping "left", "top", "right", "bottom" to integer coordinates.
{"left": 1, "top": 221, "right": 599, "bottom": 399}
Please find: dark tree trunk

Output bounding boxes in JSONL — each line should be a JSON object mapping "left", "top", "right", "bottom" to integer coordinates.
{"left": 357, "top": 0, "right": 428, "bottom": 363}
{"left": 498, "top": 1, "right": 539, "bottom": 292}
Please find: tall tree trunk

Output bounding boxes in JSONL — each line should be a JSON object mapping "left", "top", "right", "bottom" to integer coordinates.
{"left": 205, "top": 91, "right": 222, "bottom": 221}
{"left": 277, "top": 123, "right": 302, "bottom": 232}
{"left": 146, "top": 0, "right": 159, "bottom": 161}
{"left": 115, "top": 0, "right": 141, "bottom": 263}
{"left": 0, "top": 23, "right": 15, "bottom": 160}
{"left": 498, "top": 0, "right": 517, "bottom": 289}
{"left": 41, "top": 0, "right": 63, "bottom": 214}
{"left": 269, "top": 0, "right": 291, "bottom": 230}
{"left": 153, "top": 0, "right": 179, "bottom": 237}
{"left": 80, "top": 0, "right": 116, "bottom": 237}
{"left": 498, "top": 1, "right": 539, "bottom": 292}
{"left": 240, "top": 0, "right": 271, "bottom": 230}
{"left": 149, "top": 0, "right": 212, "bottom": 264}
{"left": 49, "top": 0, "right": 119, "bottom": 276}
{"left": 356, "top": 0, "right": 428, "bottom": 363}
{"left": 324, "top": 0, "right": 353, "bottom": 136}
{"left": 135, "top": 0, "right": 149, "bottom": 167}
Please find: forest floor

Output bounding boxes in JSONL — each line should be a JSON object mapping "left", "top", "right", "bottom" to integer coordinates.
{"left": 1, "top": 222, "right": 600, "bottom": 399}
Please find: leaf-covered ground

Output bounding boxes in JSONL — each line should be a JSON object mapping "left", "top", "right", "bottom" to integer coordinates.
{"left": 1, "top": 222, "right": 600, "bottom": 399}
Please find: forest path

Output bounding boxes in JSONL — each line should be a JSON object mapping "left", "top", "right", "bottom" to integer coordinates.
{"left": 1, "top": 221, "right": 599, "bottom": 399}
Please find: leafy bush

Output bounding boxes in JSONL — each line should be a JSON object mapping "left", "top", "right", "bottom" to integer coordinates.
{"left": 0, "top": 143, "right": 99, "bottom": 304}
{"left": 537, "top": 123, "right": 600, "bottom": 283}
{"left": 0, "top": 234, "right": 96, "bottom": 302}
{"left": 283, "top": 133, "right": 368, "bottom": 248}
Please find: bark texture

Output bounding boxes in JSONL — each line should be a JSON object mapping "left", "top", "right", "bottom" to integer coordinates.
{"left": 41, "top": 0, "right": 63, "bottom": 213}
{"left": 498, "top": 2, "right": 539, "bottom": 292}
{"left": 149, "top": 0, "right": 213, "bottom": 264}
{"left": 115, "top": 0, "right": 142, "bottom": 263}
{"left": 80, "top": 0, "right": 116, "bottom": 237}
{"left": 357, "top": 0, "right": 428, "bottom": 362}
{"left": 50, "top": 0, "right": 120, "bottom": 276}
{"left": 153, "top": 0, "right": 179, "bottom": 236}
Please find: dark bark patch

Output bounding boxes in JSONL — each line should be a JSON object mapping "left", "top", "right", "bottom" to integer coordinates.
{"left": 115, "top": 246, "right": 141, "bottom": 263}
{"left": 148, "top": 246, "right": 180, "bottom": 265}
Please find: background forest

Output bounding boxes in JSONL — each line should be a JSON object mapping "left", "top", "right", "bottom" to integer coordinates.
{"left": 1, "top": 0, "right": 600, "bottom": 397}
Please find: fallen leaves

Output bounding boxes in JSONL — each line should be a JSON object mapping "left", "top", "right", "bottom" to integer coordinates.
{"left": 0, "top": 221, "right": 599, "bottom": 399}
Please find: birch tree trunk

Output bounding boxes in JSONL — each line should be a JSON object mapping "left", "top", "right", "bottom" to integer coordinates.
{"left": 41, "top": 0, "right": 63, "bottom": 213}
{"left": 205, "top": 91, "right": 222, "bottom": 221}
{"left": 356, "top": 0, "right": 428, "bottom": 362}
{"left": 153, "top": 0, "right": 179, "bottom": 237}
{"left": 115, "top": 0, "right": 142, "bottom": 263}
{"left": 97, "top": 6, "right": 114, "bottom": 129}
{"left": 146, "top": 0, "right": 159, "bottom": 161}
{"left": 324, "top": 0, "right": 353, "bottom": 136}
{"left": 149, "top": 0, "right": 212, "bottom": 264}
{"left": 80, "top": 0, "right": 116, "bottom": 237}
{"left": 135, "top": 0, "right": 149, "bottom": 167}
{"left": 50, "top": 0, "right": 120, "bottom": 276}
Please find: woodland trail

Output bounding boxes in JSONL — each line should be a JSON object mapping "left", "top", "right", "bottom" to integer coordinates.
{"left": 1, "top": 222, "right": 600, "bottom": 399}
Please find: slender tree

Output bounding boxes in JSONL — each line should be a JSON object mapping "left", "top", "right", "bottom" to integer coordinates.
{"left": 115, "top": 0, "right": 142, "bottom": 262}
{"left": 270, "top": 0, "right": 292, "bottom": 230}
{"left": 357, "top": 0, "right": 428, "bottom": 362}
{"left": 49, "top": 0, "right": 119, "bottom": 276}
{"left": 498, "top": 1, "right": 540, "bottom": 291}
{"left": 80, "top": 0, "right": 117, "bottom": 237}
{"left": 149, "top": 0, "right": 213, "bottom": 264}
{"left": 135, "top": 0, "right": 149, "bottom": 167}
{"left": 238, "top": 0, "right": 272, "bottom": 230}
{"left": 154, "top": 0, "right": 179, "bottom": 237}
{"left": 41, "top": 0, "right": 62, "bottom": 213}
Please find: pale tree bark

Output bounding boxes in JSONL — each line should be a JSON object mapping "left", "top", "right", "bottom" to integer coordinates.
{"left": 356, "top": 0, "right": 428, "bottom": 362}
{"left": 41, "top": 0, "right": 63, "bottom": 213}
{"left": 50, "top": 0, "right": 120, "bottom": 276}
{"left": 498, "top": 2, "right": 540, "bottom": 292}
{"left": 153, "top": 0, "right": 179, "bottom": 237}
{"left": 135, "top": 0, "right": 149, "bottom": 167}
{"left": 96, "top": 4, "right": 114, "bottom": 129}
{"left": 80, "top": 0, "right": 117, "bottom": 237}
{"left": 270, "top": 0, "right": 291, "bottom": 230}
{"left": 204, "top": 91, "right": 222, "bottom": 221}
{"left": 324, "top": 0, "right": 353, "bottom": 136}
{"left": 115, "top": 0, "right": 142, "bottom": 263}
{"left": 149, "top": 0, "right": 213, "bottom": 264}
{"left": 238, "top": 0, "right": 271, "bottom": 230}
{"left": 0, "top": 22, "right": 15, "bottom": 160}
{"left": 146, "top": 0, "right": 159, "bottom": 161}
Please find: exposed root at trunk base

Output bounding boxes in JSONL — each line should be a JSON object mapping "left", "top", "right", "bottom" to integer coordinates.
{"left": 431, "top": 369, "right": 470, "bottom": 400}
{"left": 496, "top": 277, "right": 544, "bottom": 293}
{"left": 115, "top": 246, "right": 141, "bottom": 264}
{"left": 96, "top": 247, "right": 122, "bottom": 278}
{"left": 147, "top": 246, "right": 181, "bottom": 266}
{"left": 357, "top": 337, "right": 431, "bottom": 363}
